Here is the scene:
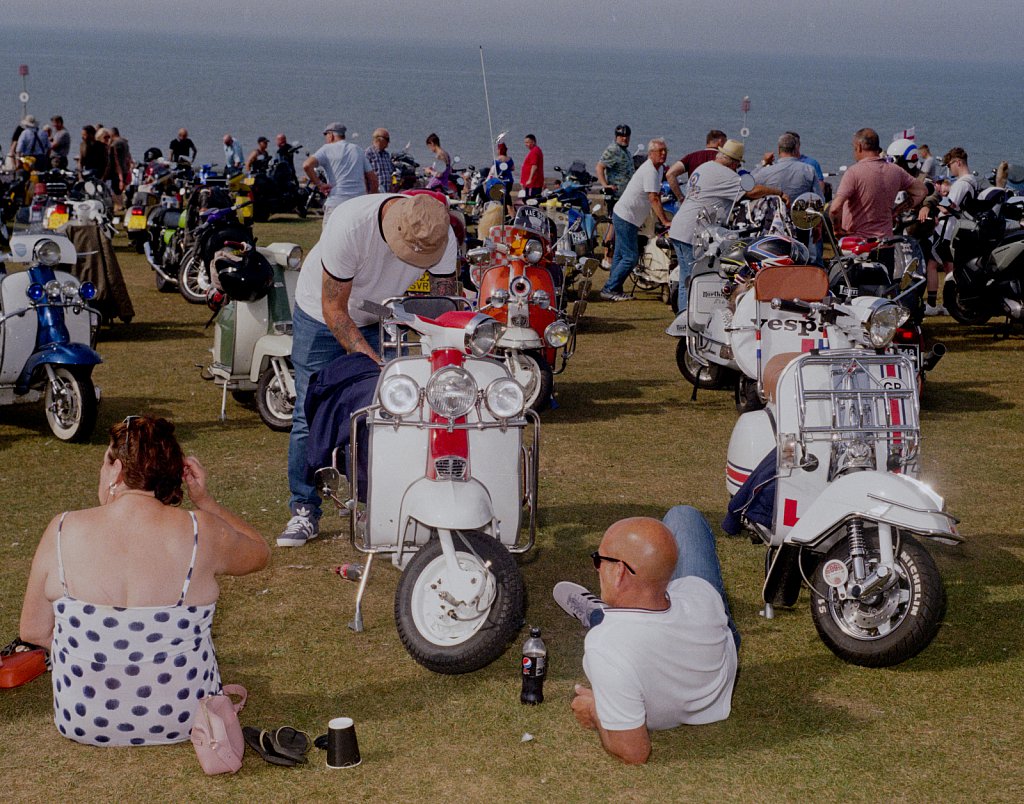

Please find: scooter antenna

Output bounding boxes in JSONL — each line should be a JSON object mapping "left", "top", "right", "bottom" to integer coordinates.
{"left": 479, "top": 46, "right": 497, "bottom": 163}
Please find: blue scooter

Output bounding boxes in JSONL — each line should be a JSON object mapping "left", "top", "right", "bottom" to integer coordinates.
{"left": 0, "top": 231, "right": 102, "bottom": 441}
{"left": 545, "top": 163, "right": 601, "bottom": 256}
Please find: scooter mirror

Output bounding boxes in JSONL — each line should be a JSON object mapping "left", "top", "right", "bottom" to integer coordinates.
{"left": 739, "top": 172, "right": 756, "bottom": 192}
{"left": 453, "top": 156, "right": 461, "bottom": 164}
{"left": 791, "top": 193, "right": 826, "bottom": 230}
{"left": 314, "top": 467, "right": 343, "bottom": 498}
{"left": 553, "top": 165, "right": 562, "bottom": 173}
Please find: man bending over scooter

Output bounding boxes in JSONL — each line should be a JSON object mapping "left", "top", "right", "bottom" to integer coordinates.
{"left": 554, "top": 507, "right": 739, "bottom": 764}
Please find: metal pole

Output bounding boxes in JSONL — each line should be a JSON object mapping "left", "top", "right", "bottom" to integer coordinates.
{"left": 479, "top": 46, "right": 496, "bottom": 162}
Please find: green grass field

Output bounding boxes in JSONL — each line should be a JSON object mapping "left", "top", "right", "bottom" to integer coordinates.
{"left": 1, "top": 216, "right": 1023, "bottom": 802}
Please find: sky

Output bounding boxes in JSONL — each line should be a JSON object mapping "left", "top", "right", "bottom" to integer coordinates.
{"left": 3, "top": 0, "right": 1021, "bottom": 60}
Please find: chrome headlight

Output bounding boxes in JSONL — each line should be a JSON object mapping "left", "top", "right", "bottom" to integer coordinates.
{"left": 544, "top": 319, "right": 571, "bottom": 348}
{"left": 426, "top": 367, "right": 478, "bottom": 418}
{"left": 865, "top": 301, "right": 910, "bottom": 348}
{"left": 531, "top": 289, "right": 551, "bottom": 309}
{"left": 34, "top": 239, "right": 62, "bottom": 266}
{"left": 523, "top": 239, "right": 544, "bottom": 264}
{"left": 62, "top": 281, "right": 78, "bottom": 300}
{"left": 466, "top": 315, "right": 502, "bottom": 357}
{"left": 485, "top": 378, "right": 525, "bottom": 419}
{"left": 45, "top": 279, "right": 63, "bottom": 300}
{"left": 379, "top": 375, "right": 420, "bottom": 416}
{"left": 488, "top": 288, "right": 509, "bottom": 308}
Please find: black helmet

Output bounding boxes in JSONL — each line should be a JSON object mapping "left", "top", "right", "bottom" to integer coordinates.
{"left": 143, "top": 147, "right": 163, "bottom": 163}
{"left": 615, "top": 124, "right": 631, "bottom": 138}
{"left": 212, "top": 248, "right": 273, "bottom": 302}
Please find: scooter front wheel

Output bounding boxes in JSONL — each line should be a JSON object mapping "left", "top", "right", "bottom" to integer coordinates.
{"left": 810, "top": 532, "right": 945, "bottom": 668}
{"left": 178, "top": 251, "right": 211, "bottom": 305}
{"left": 395, "top": 531, "right": 525, "bottom": 675}
{"left": 257, "top": 360, "right": 294, "bottom": 432}
{"left": 44, "top": 366, "right": 97, "bottom": 443}
{"left": 507, "top": 351, "right": 553, "bottom": 413}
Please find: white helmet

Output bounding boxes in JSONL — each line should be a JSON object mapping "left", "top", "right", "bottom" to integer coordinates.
{"left": 886, "top": 138, "right": 919, "bottom": 173}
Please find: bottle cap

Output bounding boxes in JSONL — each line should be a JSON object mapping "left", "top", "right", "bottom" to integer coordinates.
{"left": 530, "top": 626, "right": 541, "bottom": 638}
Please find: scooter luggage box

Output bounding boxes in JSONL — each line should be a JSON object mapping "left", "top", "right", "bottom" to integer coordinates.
{"left": 0, "top": 649, "right": 47, "bottom": 688}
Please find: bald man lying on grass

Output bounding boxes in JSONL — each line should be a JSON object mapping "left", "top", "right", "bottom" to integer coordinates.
{"left": 553, "top": 507, "right": 739, "bottom": 764}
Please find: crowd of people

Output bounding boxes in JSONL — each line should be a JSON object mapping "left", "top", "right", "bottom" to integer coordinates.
{"left": 9, "top": 113, "right": 1008, "bottom": 765}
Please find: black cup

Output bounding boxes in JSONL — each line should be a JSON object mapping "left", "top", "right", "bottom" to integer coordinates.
{"left": 326, "top": 716, "right": 361, "bottom": 768}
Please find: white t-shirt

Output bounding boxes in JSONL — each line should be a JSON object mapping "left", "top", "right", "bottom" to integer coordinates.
{"left": 669, "top": 160, "right": 744, "bottom": 245}
{"left": 583, "top": 576, "right": 737, "bottom": 731}
{"left": 295, "top": 194, "right": 458, "bottom": 327}
{"left": 614, "top": 159, "right": 664, "bottom": 228}
{"left": 941, "top": 174, "right": 979, "bottom": 242}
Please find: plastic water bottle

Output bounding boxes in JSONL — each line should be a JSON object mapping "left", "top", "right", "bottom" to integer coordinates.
{"left": 332, "top": 563, "right": 363, "bottom": 581}
{"left": 520, "top": 626, "right": 547, "bottom": 705}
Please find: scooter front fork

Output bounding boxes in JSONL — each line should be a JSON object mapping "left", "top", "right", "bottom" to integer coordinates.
{"left": 840, "top": 520, "right": 897, "bottom": 601}
{"left": 437, "top": 528, "right": 490, "bottom": 604}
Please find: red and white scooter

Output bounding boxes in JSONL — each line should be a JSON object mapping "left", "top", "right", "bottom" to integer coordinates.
{"left": 316, "top": 297, "right": 539, "bottom": 674}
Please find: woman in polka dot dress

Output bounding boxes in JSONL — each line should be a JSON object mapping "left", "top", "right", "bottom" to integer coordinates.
{"left": 20, "top": 416, "right": 269, "bottom": 746}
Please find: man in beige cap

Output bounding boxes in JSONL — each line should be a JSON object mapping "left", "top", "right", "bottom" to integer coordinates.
{"left": 668, "top": 139, "right": 787, "bottom": 312}
{"left": 278, "top": 192, "right": 459, "bottom": 548}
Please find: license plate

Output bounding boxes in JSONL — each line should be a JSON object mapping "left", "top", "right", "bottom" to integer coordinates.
{"left": 126, "top": 214, "right": 147, "bottom": 230}
{"left": 893, "top": 344, "right": 921, "bottom": 369}
{"left": 46, "top": 211, "right": 69, "bottom": 229}
{"left": 406, "top": 272, "right": 431, "bottom": 293}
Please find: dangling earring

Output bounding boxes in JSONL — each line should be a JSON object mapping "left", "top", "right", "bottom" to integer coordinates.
{"left": 108, "top": 480, "right": 118, "bottom": 501}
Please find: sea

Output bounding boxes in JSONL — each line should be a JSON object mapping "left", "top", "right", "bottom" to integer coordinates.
{"left": 3, "top": 27, "right": 1022, "bottom": 182}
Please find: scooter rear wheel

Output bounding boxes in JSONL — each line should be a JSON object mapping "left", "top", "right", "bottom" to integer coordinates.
{"left": 178, "top": 251, "right": 210, "bottom": 305}
{"left": 44, "top": 367, "right": 97, "bottom": 443}
{"left": 395, "top": 531, "right": 524, "bottom": 674}
{"left": 676, "top": 337, "right": 728, "bottom": 389}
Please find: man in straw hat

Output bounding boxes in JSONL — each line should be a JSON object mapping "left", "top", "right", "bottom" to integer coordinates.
{"left": 278, "top": 192, "right": 459, "bottom": 547}
{"left": 15, "top": 114, "right": 51, "bottom": 170}
{"left": 668, "top": 139, "right": 788, "bottom": 313}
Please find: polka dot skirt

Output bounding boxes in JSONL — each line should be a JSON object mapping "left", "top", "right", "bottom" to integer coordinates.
{"left": 50, "top": 599, "right": 221, "bottom": 746}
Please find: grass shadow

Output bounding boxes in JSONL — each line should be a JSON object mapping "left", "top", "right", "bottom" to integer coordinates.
{"left": 921, "top": 380, "right": 1013, "bottom": 415}
{"left": 98, "top": 319, "right": 210, "bottom": 343}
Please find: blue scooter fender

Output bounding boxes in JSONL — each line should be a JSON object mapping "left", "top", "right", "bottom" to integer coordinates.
{"left": 17, "top": 343, "right": 102, "bottom": 394}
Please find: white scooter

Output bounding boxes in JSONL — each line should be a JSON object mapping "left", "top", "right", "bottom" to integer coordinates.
{"left": 204, "top": 242, "right": 302, "bottom": 430}
{"left": 725, "top": 346, "right": 960, "bottom": 667}
{"left": 315, "top": 297, "right": 539, "bottom": 675}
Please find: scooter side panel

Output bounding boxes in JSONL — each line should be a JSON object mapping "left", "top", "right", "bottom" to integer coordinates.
{"left": 0, "top": 273, "right": 38, "bottom": 384}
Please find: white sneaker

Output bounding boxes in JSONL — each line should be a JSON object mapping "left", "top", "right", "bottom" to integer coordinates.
{"left": 276, "top": 507, "right": 320, "bottom": 547}
{"left": 553, "top": 582, "right": 606, "bottom": 628}
{"left": 600, "top": 256, "right": 612, "bottom": 270}
{"left": 923, "top": 303, "right": 947, "bottom": 317}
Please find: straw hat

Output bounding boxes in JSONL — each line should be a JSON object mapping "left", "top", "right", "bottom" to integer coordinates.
{"left": 382, "top": 195, "right": 450, "bottom": 268}
{"left": 717, "top": 139, "right": 746, "bottom": 163}
{"left": 21, "top": 114, "right": 37, "bottom": 128}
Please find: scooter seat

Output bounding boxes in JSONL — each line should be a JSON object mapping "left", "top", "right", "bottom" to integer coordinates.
{"left": 762, "top": 351, "right": 802, "bottom": 403}
{"left": 754, "top": 265, "right": 828, "bottom": 302}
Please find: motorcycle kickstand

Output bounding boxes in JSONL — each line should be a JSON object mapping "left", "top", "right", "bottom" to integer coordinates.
{"left": 218, "top": 377, "right": 229, "bottom": 421}
{"left": 348, "top": 552, "right": 374, "bottom": 633}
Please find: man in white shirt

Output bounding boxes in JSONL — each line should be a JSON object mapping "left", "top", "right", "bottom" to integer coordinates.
{"left": 669, "top": 139, "right": 787, "bottom": 313}
{"left": 924, "top": 146, "right": 979, "bottom": 315}
{"left": 600, "top": 138, "right": 672, "bottom": 302}
{"left": 555, "top": 506, "right": 739, "bottom": 764}
{"left": 278, "top": 193, "right": 458, "bottom": 548}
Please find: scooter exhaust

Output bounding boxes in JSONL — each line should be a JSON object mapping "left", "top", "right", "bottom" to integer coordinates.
{"left": 922, "top": 342, "right": 946, "bottom": 372}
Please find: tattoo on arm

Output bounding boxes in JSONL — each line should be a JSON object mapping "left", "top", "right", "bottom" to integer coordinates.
{"left": 322, "top": 273, "right": 375, "bottom": 358}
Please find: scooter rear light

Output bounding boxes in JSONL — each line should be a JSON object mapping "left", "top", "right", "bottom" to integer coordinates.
{"left": 433, "top": 456, "right": 468, "bottom": 480}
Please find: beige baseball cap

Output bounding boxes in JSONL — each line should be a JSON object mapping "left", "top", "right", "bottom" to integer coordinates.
{"left": 382, "top": 194, "right": 449, "bottom": 268}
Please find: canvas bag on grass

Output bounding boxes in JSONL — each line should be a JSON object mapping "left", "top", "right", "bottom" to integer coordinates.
{"left": 191, "top": 684, "right": 247, "bottom": 775}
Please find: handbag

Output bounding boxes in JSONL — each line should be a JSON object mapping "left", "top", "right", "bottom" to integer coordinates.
{"left": 190, "top": 684, "right": 248, "bottom": 775}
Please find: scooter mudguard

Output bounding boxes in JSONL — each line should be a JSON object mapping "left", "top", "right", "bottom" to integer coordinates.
{"left": 399, "top": 477, "right": 495, "bottom": 535}
{"left": 249, "top": 333, "right": 293, "bottom": 383}
{"left": 783, "top": 471, "right": 960, "bottom": 547}
{"left": 665, "top": 310, "right": 687, "bottom": 337}
{"left": 16, "top": 344, "right": 101, "bottom": 394}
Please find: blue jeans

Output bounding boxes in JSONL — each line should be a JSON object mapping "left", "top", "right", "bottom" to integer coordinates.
{"left": 671, "top": 239, "right": 694, "bottom": 313}
{"left": 603, "top": 213, "right": 639, "bottom": 293}
{"left": 663, "top": 505, "right": 741, "bottom": 650}
{"left": 287, "top": 305, "right": 379, "bottom": 519}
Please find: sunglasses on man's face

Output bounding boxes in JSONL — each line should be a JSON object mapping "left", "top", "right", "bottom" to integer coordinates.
{"left": 591, "top": 551, "right": 636, "bottom": 575}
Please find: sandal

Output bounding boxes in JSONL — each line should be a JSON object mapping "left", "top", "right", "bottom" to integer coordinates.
{"left": 243, "top": 726, "right": 299, "bottom": 767}
{"left": 269, "top": 726, "right": 311, "bottom": 764}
